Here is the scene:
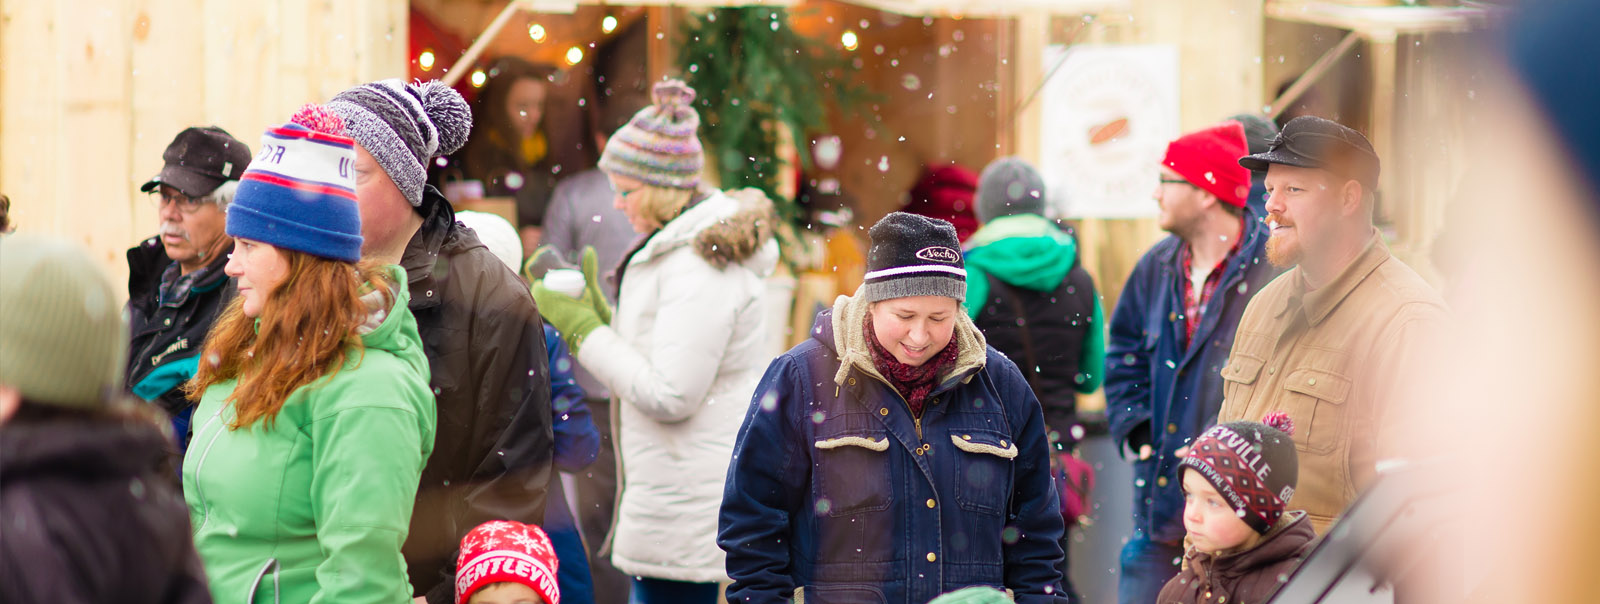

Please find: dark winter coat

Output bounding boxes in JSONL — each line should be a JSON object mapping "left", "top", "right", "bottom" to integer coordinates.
{"left": 720, "top": 293, "right": 1068, "bottom": 604}
{"left": 125, "top": 237, "right": 235, "bottom": 451}
{"left": 0, "top": 410, "right": 211, "bottom": 604}
{"left": 403, "top": 186, "right": 555, "bottom": 604}
{"left": 964, "top": 214, "right": 1106, "bottom": 447}
{"left": 1105, "top": 210, "right": 1280, "bottom": 545}
{"left": 1156, "top": 511, "right": 1316, "bottom": 604}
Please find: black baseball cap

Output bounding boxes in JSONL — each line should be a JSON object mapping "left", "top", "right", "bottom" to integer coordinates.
{"left": 140, "top": 126, "right": 253, "bottom": 198}
{"left": 1238, "top": 116, "right": 1380, "bottom": 189}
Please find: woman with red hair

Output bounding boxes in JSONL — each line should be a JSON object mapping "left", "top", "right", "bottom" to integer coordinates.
{"left": 183, "top": 108, "right": 436, "bottom": 603}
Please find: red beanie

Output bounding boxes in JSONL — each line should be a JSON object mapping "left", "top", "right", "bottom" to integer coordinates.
{"left": 455, "top": 521, "right": 560, "bottom": 604}
{"left": 1162, "top": 121, "right": 1252, "bottom": 208}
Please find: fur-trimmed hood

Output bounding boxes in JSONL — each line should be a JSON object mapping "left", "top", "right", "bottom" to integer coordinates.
{"left": 820, "top": 288, "right": 989, "bottom": 388}
{"left": 631, "top": 188, "right": 780, "bottom": 275}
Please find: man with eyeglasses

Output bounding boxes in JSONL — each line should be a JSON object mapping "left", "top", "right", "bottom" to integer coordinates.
{"left": 1105, "top": 121, "right": 1282, "bottom": 604}
{"left": 125, "top": 126, "right": 251, "bottom": 454}
{"left": 1216, "top": 116, "right": 1447, "bottom": 535}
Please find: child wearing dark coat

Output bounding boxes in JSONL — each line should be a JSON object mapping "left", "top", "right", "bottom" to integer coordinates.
{"left": 1159, "top": 413, "right": 1316, "bottom": 604}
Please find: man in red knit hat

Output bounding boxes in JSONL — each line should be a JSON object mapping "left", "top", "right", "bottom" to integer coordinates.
{"left": 1105, "top": 121, "right": 1283, "bottom": 604}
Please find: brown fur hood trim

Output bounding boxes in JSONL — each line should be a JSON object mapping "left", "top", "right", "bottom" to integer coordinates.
{"left": 693, "top": 188, "right": 779, "bottom": 269}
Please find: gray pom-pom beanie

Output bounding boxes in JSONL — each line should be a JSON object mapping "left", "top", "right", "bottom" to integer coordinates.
{"left": 328, "top": 79, "right": 472, "bottom": 206}
{"left": 975, "top": 156, "right": 1047, "bottom": 223}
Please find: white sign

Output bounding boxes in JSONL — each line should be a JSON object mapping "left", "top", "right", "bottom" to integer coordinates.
{"left": 1039, "top": 44, "right": 1180, "bottom": 219}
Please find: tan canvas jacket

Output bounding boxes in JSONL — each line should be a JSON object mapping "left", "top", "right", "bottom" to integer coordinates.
{"left": 1218, "top": 232, "right": 1447, "bottom": 534}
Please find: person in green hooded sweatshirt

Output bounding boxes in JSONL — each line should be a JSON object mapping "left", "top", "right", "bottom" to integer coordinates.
{"left": 182, "top": 108, "right": 436, "bottom": 604}
{"left": 964, "top": 157, "right": 1105, "bottom": 602}
{"left": 965, "top": 158, "right": 1106, "bottom": 440}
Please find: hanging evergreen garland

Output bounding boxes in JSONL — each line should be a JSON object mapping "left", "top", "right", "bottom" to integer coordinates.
{"left": 677, "top": 7, "right": 878, "bottom": 226}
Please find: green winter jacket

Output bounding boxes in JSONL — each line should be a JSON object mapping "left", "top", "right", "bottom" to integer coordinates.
{"left": 183, "top": 266, "right": 436, "bottom": 604}
{"left": 964, "top": 214, "right": 1106, "bottom": 393}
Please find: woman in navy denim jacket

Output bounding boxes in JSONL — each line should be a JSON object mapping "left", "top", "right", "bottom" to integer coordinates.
{"left": 719, "top": 213, "right": 1069, "bottom": 604}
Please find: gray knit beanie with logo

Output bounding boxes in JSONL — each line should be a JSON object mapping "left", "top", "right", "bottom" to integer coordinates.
{"left": 328, "top": 79, "right": 472, "bottom": 206}
{"left": 0, "top": 234, "right": 126, "bottom": 408}
{"left": 975, "top": 156, "right": 1048, "bottom": 223}
{"left": 862, "top": 212, "right": 967, "bottom": 303}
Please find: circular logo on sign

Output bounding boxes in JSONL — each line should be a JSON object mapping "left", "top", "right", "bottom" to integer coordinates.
{"left": 916, "top": 246, "right": 960, "bottom": 264}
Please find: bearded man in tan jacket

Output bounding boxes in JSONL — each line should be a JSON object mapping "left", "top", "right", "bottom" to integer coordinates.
{"left": 1216, "top": 116, "right": 1447, "bottom": 535}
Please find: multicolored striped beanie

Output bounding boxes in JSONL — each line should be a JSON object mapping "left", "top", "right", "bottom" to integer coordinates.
{"left": 226, "top": 106, "right": 363, "bottom": 263}
{"left": 599, "top": 79, "right": 704, "bottom": 190}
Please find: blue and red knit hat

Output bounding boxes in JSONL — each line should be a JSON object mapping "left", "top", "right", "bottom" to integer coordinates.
{"left": 226, "top": 106, "right": 363, "bottom": 263}
{"left": 598, "top": 79, "right": 704, "bottom": 190}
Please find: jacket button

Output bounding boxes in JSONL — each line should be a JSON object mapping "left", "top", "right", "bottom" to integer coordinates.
{"left": 962, "top": 434, "right": 972, "bottom": 440}
{"left": 879, "top": 408, "right": 889, "bottom": 416}
{"left": 849, "top": 378, "right": 857, "bottom": 386}
{"left": 1308, "top": 377, "right": 1317, "bottom": 386}
{"left": 926, "top": 499, "right": 936, "bottom": 508}
{"left": 1166, "top": 423, "right": 1178, "bottom": 434}
{"left": 926, "top": 552, "right": 937, "bottom": 562}
{"left": 999, "top": 440, "right": 1008, "bottom": 447}
{"left": 1168, "top": 312, "right": 1178, "bottom": 322}
{"left": 1157, "top": 476, "right": 1169, "bottom": 487}
{"left": 1268, "top": 367, "right": 1276, "bottom": 375}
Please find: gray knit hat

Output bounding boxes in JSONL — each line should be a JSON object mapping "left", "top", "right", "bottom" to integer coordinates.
{"left": 862, "top": 212, "right": 967, "bottom": 303}
{"left": 975, "top": 156, "right": 1047, "bottom": 223}
{"left": 0, "top": 234, "right": 125, "bottom": 408}
{"left": 328, "top": 79, "right": 472, "bottom": 206}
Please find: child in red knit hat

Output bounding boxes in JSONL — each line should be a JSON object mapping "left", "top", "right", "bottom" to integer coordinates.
{"left": 1158, "top": 413, "right": 1315, "bottom": 604}
{"left": 455, "top": 520, "right": 561, "bottom": 604}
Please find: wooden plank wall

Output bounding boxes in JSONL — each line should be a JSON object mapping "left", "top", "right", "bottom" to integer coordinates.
{"left": 1008, "top": 0, "right": 1266, "bottom": 412}
{"left": 1, "top": 0, "right": 407, "bottom": 295}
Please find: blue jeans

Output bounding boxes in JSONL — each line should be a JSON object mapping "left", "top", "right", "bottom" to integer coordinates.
{"left": 1118, "top": 534, "right": 1184, "bottom": 604}
{"left": 628, "top": 577, "right": 719, "bottom": 604}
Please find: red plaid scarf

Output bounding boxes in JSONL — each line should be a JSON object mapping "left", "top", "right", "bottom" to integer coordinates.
{"left": 1178, "top": 218, "right": 1245, "bottom": 348}
{"left": 864, "top": 313, "right": 960, "bottom": 418}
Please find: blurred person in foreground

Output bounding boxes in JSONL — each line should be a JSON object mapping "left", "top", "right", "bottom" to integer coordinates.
{"left": 0, "top": 233, "right": 211, "bottom": 603}
{"left": 1216, "top": 116, "right": 1447, "bottom": 534}
{"left": 328, "top": 79, "right": 555, "bottom": 603}
{"left": 1410, "top": 2, "right": 1600, "bottom": 601}
{"left": 126, "top": 126, "right": 251, "bottom": 453}
{"left": 183, "top": 108, "right": 435, "bottom": 603}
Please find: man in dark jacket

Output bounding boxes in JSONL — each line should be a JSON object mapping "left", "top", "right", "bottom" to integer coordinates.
{"left": 1105, "top": 122, "right": 1281, "bottom": 604}
{"left": 329, "top": 80, "right": 554, "bottom": 604}
{"left": 2, "top": 234, "right": 211, "bottom": 604}
{"left": 125, "top": 126, "right": 250, "bottom": 451}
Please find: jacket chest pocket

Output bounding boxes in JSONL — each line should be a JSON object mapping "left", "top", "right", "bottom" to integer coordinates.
{"left": 1220, "top": 353, "right": 1265, "bottom": 413}
{"left": 813, "top": 429, "right": 894, "bottom": 516}
{"left": 949, "top": 429, "right": 1016, "bottom": 516}
{"left": 1282, "top": 368, "right": 1352, "bottom": 454}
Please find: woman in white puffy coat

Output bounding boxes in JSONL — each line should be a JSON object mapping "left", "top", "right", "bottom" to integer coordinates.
{"left": 531, "top": 79, "right": 778, "bottom": 604}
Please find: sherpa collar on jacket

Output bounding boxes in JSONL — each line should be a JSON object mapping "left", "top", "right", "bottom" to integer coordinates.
{"left": 827, "top": 289, "right": 988, "bottom": 389}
